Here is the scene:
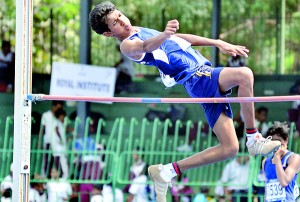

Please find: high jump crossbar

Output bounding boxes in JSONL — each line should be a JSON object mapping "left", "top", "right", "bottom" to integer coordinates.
{"left": 27, "top": 94, "right": 300, "bottom": 103}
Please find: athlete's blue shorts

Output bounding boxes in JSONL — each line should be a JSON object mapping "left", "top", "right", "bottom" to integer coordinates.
{"left": 183, "top": 65, "right": 233, "bottom": 129}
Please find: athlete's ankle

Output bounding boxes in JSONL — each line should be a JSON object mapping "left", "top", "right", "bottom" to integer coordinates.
{"left": 160, "top": 162, "right": 181, "bottom": 182}
{"left": 246, "top": 128, "right": 260, "bottom": 145}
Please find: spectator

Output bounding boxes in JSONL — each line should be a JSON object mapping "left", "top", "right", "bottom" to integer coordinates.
{"left": 167, "top": 104, "right": 188, "bottom": 136}
{"left": 193, "top": 187, "right": 209, "bottom": 202}
{"left": 226, "top": 55, "right": 246, "bottom": 94}
{"left": 288, "top": 79, "right": 300, "bottom": 110}
{"left": 216, "top": 155, "right": 250, "bottom": 202}
{"left": 0, "top": 40, "right": 14, "bottom": 92}
{"left": 262, "top": 122, "right": 300, "bottom": 202}
{"left": 289, "top": 79, "right": 300, "bottom": 95}
{"left": 288, "top": 81, "right": 300, "bottom": 135}
{"left": 41, "top": 101, "right": 64, "bottom": 178}
{"left": 46, "top": 167, "right": 72, "bottom": 202}
{"left": 91, "top": 184, "right": 103, "bottom": 202}
{"left": 69, "top": 181, "right": 80, "bottom": 202}
{"left": 226, "top": 55, "right": 245, "bottom": 68}
{"left": 233, "top": 110, "right": 245, "bottom": 140}
{"left": 235, "top": 106, "right": 269, "bottom": 139}
{"left": 127, "top": 164, "right": 153, "bottom": 202}
{"left": 114, "top": 43, "right": 134, "bottom": 94}
{"left": 29, "top": 181, "right": 47, "bottom": 202}
{"left": 53, "top": 108, "right": 69, "bottom": 179}
{"left": 255, "top": 106, "right": 269, "bottom": 136}
{"left": 123, "top": 147, "right": 146, "bottom": 194}
{"left": 0, "top": 163, "right": 13, "bottom": 202}
{"left": 102, "top": 183, "right": 124, "bottom": 202}
{"left": 74, "top": 138, "right": 106, "bottom": 202}
{"left": 130, "top": 147, "right": 146, "bottom": 180}
{"left": 171, "top": 174, "right": 193, "bottom": 202}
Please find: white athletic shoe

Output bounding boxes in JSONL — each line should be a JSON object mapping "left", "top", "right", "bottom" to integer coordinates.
{"left": 247, "top": 134, "right": 281, "bottom": 156}
{"left": 148, "top": 164, "right": 172, "bottom": 202}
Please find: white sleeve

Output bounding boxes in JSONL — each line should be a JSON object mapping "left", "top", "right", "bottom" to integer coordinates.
{"left": 41, "top": 113, "right": 47, "bottom": 126}
{"left": 220, "top": 163, "right": 231, "bottom": 184}
{"left": 129, "top": 180, "right": 139, "bottom": 195}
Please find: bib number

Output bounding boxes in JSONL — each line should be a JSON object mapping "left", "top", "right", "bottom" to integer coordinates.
{"left": 266, "top": 181, "right": 286, "bottom": 201}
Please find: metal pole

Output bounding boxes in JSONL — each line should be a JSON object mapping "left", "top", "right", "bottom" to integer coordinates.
{"left": 280, "top": 0, "right": 286, "bottom": 74}
{"left": 275, "top": 6, "right": 280, "bottom": 74}
{"left": 50, "top": 9, "right": 53, "bottom": 72}
{"left": 77, "top": 0, "right": 92, "bottom": 136}
{"left": 211, "top": 0, "right": 221, "bottom": 67}
{"left": 12, "top": 0, "right": 33, "bottom": 201}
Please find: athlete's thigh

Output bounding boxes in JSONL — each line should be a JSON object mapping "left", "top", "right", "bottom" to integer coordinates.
{"left": 218, "top": 67, "right": 250, "bottom": 92}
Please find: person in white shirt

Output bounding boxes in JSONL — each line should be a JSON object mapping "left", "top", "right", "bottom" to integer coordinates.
{"left": 41, "top": 101, "right": 64, "bottom": 178}
{"left": 102, "top": 183, "right": 124, "bottom": 202}
{"left": 123, "top": 147, "right": 146, "bottom": 194}
{"left": 0, "top": 163, "right": 13, "bottom": 202}
{"left": 90, "top": 184, "right": 103, "bottom": 202}
{"left": 0, "top": 41, "right": 14, "bottom": 68}
{"left": 29, "top": 181, "right": 47, "bottom": 202}
{"left": 130, "top": 148, "right": 146, "bottom": 179}
{"left": 0, "top": 40, "right": 14, "bottom": 91}
{"left": 127, "top": 166, "right": 150, "bottom": 202}
{"left": 46, "top": 167, "right": 72, "bottom": 202}
{"left": 53, "top": 108, "right": 69, "bottom": 179}
{"left": 126, "top": 152, "right": 154, "bottom": 202}
{"left": 217, "top": 155, "right": 250, "bottom": 202}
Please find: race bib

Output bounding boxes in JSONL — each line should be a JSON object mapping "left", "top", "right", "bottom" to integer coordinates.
{"left": 266, "top": 181, "right": 286, "bottom": 201}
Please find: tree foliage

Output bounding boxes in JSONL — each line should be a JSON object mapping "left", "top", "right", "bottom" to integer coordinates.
{"left": 0, "top": 0, "right": 299, "bottom": 75}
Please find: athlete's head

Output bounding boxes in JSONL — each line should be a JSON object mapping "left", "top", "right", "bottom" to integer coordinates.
{"left": 266, "top": 122, "right": 289, "bottom": 146}
{"left": 89, "top": 1, "right": 117, "bottom": 35}
{"left": 89, "top": 1, "right": 132, "bottom": 40}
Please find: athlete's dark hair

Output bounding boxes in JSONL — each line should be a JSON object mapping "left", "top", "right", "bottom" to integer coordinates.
{"left": 266, "top": 122, "right": 289, "bottom": 141}
{"left": 89, "top": 1, "right": 116, "bottom": 35}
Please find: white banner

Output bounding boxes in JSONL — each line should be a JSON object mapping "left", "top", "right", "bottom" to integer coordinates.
{"left": 50, "top": 62, "right": 116, "bottom": 99}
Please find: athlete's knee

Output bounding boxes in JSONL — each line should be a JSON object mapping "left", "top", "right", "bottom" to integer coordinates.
{"left": 223, "top": 144, "right": 239, "bottom": 158}
{"left": 237, "top": 67, "right": 254, "bottom": 87}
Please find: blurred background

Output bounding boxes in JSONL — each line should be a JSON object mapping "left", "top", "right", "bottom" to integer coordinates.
{"left": 0, "top": 0, "right": 300, "bottom": 201}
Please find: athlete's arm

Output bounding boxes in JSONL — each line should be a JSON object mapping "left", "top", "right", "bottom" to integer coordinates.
{"left": 175, "top": 33, "right": 249, "bottom": 57}
{"left": 120, "top": 20, "right": 179, "bottom": 60}
{"left": 120, "top": 34, "right": 168, "bottom": 60}
{"left": 261, "top": 158, "right": 267, "bottom": 202}
{"left": 274, "top": 153, "right": 300, "bottom": 187}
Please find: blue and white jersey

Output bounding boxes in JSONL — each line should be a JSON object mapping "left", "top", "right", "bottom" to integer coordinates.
{"left": 126, "top": 27, "right": 211, "bottom": 87}
{"left": 264, "top": 151, "right": 299, "bottom": 202}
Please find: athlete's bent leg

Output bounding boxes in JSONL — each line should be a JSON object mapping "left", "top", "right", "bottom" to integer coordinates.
{"left": 148, "top": 113, "right": 238, "bottom": 202}
{"left": 218, "top": 67, "right": 280, "bottom": 156}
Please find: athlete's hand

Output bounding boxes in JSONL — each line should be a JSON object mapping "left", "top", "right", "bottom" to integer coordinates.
{"left": 274, "top": 145, "right": 285, "bottom": 161}
{"left": 217, "top": 40, "right": 249, "bottom": 58}
{"left": 164, "top": 19, "right": 179, "bottom": 38}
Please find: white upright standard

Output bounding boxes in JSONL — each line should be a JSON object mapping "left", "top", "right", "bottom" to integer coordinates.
{"left": 12, "top": 0, "right": 33, "bottom": 201}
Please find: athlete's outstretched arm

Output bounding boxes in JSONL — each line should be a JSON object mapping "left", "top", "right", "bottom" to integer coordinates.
{"left": 175, "top": 33, "right": 249, "bottom": 58}
{"left": 120, "top": 19, "right": 179, "bottom": 60}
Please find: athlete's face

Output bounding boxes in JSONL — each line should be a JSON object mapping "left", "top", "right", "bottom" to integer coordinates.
{"left": 272, "top": 134, "right": 287, "bottom": 149}
{"left": 104, "top": 10, "right": 132, "bottom": 39}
